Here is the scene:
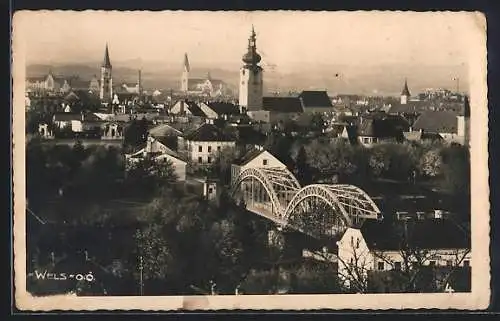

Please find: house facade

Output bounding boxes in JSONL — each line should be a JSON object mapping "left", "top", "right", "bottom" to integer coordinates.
{"left": 183, "top": 122, "right": 236, "bottom": 165}
{"left": 125, "top": 135, "right": 187, "bottom": 181}
{"left": 336, "top": 219, "right": 471, "bottom": 290}
{"left": 231, "top": 148, "right": 288, "bottom": 185}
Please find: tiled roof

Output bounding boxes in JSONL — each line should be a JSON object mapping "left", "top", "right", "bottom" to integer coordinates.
{"left": 361, "top": 219, "right": 470, "bottom": 251}
{"left": 262, "top": 97, "right": 303, "bottom": 113}
{"left": 356, "top": 116, "right": 404, "bottom": 138}
{"left": 206, "top": 102, "right": 240, "bottom": 116}
{"left": 184, "top": 123, "right": 235, "bottom": 142}
{"left": 185, "top": 101, "right": 206, "bottom": 117}
{"left": 299, "top": 91, "right": 333, "bottom": 108}
{"left": 233, "top": 148, "right": 265, "bottom": 166}
{"left": 148, "top": 124, "right": 183, "bottom": 137}
{"left": 412, "top": 111, "right": 458, "bottom": 134}
{"left": 404, "top": 131, "right": 443, "bottom": 142}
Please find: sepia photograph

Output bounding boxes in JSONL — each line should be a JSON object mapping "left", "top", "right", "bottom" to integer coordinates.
{"left": 12, "top": 11, "right": 489, "bottom": 310}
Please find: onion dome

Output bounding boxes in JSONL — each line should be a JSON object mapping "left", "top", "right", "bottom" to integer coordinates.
{"left": 242, "top": 26, "right": 261, "bottom": 65}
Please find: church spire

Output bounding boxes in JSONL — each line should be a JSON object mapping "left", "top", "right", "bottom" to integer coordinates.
{"left": 102, "top": 43, "right": 112, "bottom": 68}
{"left": 183, "top": 53, "right": 190, "bottom": 72}
{"left": 401, "top": 78, "right": 411, "bottom": 97}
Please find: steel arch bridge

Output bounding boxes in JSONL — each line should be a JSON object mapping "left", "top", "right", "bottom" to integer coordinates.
{"left": 230, "top": 167, "right": 381, "bottom": 239}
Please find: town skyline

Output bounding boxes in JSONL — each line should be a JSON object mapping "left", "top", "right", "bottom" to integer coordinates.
{"left": 16, "top": 11, "right": 474, "bottom": 96}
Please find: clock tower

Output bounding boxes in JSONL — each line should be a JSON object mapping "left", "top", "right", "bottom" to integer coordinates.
{"left": 238, "top": 26, "right": 263, "bottom": 113}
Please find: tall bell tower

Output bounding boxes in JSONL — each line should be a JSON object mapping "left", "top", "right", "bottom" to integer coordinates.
{"left": 100, "top": 43, "right": 113, "bottom": 101}
{"left": 181, "top": 53, "right": 190, "bottom": 92}
{"left": 239, "top": 26, "right": 263, "bottom": 113}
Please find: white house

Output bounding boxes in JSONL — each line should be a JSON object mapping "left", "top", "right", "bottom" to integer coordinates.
{"left": 125, "top": 135, "right": 187, "bottom": 181}
{"left": 183, "top": 122, "right": 236, "bottom": 165}
{"left": 336, "top": 219, "right": 471, "bottom": 290}
{"left": 230, "top": 147, "right": 288, "bottom": 185}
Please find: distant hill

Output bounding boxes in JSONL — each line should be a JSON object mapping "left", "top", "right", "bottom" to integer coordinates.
{"left": 26, "top": 62, "right": 468, "bottom": 96}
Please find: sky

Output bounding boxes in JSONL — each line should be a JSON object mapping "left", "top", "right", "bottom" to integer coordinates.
{"left": 15, "top": 11, "right": 479, "bottom": 69}
{"left": 13, "top": 11, "right": 484, "bottom": 95}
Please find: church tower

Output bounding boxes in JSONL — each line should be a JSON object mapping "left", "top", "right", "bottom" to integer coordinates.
{"left": 100, "top": 44, "right": 113, "bottom": 101}
{"left": 181, "top": 53, "right": 190, "bottom": 92}
{"left": 239, "top": 26, "right": 263, "bottom": 113}
{"left": 400, "top": 78, "right": 411, "bottom": 105}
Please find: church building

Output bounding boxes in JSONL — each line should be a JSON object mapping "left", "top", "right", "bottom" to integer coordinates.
{"left": 100, "top": 44, "right": 113, "bottom": 102}
{"left": 180, "top": 53, "right": 230, "bottom": 97}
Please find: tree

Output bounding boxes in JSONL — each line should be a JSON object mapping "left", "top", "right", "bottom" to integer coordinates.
{"left": 368, "top": 145, "right": 391, "bottom": 178}
{"left": 419, "top": 148, "right": 443, "bottom": 178}
{"left": 124, "top": 158, "right": 178, "bottom": 198}
{"left": 294, "top": 146, "right": 312, "bottom": 185}
{"left": 212, "top": 145, "right": 241, "bottom": 185}
{"left": 134, "top": 224, "right": 175, "bottom": 282}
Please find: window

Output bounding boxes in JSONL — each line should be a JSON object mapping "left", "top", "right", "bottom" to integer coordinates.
{"left": 350, "top": 258, "right": 353, "bottom": 266}
{"left": 208, "top": 146, "right": 212, "bottom": 153}
{"left": 208, "top": 188, "right": 213, "bottom": 194}
{"left": 198, "top": 157, "right": 202, "bottom": 164}
{"left": 394, "top": 262, "right": 402, "bottom": 270}
{"left": 263, "top": 159, "right": 268, "bottom": 166}
{"left": 207, "top": 157, "right": 212, "bottom": 164}
{"left": 362, "top": 137, "right": 370, "bottom": 144}
{"left": 217, "top": 146, "right": 221, "bottom": 152}
{"left": 378, "top": 262, "right": 385, "bottom": 271}
{"left": 355, "top": 238, "right": 360, "bottom": 249}
{"left": 446, "top": 260, "right": 453, "bottom": 267}
{"left": 198, "top": 146, "right": 202, "bottom": 152}
{"left": 463, "top": 260, "right": 470, "bottom": 267}
{"left": 429, "top": 260, "right": 436, "bottom": 267}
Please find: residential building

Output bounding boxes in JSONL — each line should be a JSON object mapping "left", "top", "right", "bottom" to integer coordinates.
{"left": 410, "top": 108, "right": 469, "bottom": 145}
{"left": 355, "top": 115, "right": 407, "bottom": 147}
{"left": 183, "top": 122, "right": 236, "bottom": 164}
{"left": 125, "top": 135, "right": 187, "bottom": 181}
{"left": 231, "top": 147, "right": 288, "bottom": 185}
{"left": 336, "top": 219, "right": 471, "bottom": 289}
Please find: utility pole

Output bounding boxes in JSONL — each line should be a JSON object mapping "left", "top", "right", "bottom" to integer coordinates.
{"left": 139, "top": 255, "right": 144, "bottom": 296}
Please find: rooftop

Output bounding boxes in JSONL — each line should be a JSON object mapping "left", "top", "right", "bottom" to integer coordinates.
{"left": 262, "top": 97, "right": 303, "bottom": 113}
{"left": 299, "top": 91, "right": 333, "bottom": 108}
{"left": 184, "top": 123, "right": 235, "bottom": 142}
{"left": 360, "top": 219, "right": 470, "bottom": 251}
{"left": 412, "top": 110, "right": 458, "bottom": 134}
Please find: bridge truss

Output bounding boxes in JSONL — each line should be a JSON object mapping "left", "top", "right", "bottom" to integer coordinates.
{"left": 230, "top": 167, "right": 381, "bottom": 239}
